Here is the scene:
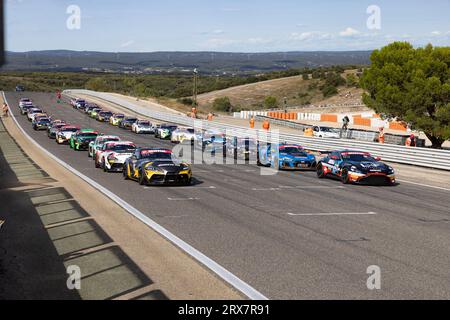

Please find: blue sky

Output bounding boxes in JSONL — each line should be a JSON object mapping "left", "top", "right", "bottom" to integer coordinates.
{"left": 5, "top": 0, "right": 450, "bottom": 52}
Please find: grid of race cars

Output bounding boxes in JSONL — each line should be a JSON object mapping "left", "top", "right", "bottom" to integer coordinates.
{"left": 16, "top": 97, "right": 396, "bottom": 186}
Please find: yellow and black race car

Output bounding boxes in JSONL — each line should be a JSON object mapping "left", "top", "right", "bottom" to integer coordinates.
{"left": 123, "top": 148, "right": 192, "bottom": 185}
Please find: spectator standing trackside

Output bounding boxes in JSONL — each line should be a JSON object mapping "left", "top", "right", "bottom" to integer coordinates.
{"left": 207, "top": 112, "right": 213, "bottom": 121}
{"left": 405, "top": 134, "right": 416, "bottom": 147}
{"left": 249, "top": 116, "right": 255, "bottom": 129}
{"left": 262, "top": 119, "right": 270, "bottom": 131}
{"left": 2, "top": 103, "right": 8, "bottom": 117}
{"left": 378, "top": 127, "right": 385, "bottom": 144}
{"left": 342, "top": 115, "right": 350, "bottom": 131}
{"left": 191, "top": 107, "right": 197, "bottom": 119}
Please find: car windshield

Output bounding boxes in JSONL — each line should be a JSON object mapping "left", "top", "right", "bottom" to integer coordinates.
{"left": 139, "top": 121, "right": 150, "bottom": 126}
{"left": 341, "top": 153, "right": 375, "bottom": 162}
{"left": 140, "top": 150, "right": 173, "bottom": 160}
{"left": 111, "top": 144, "right": 135, "bottom": 152}
{"left": 78, "top": 133, "right": 97, "bottom": 138}
{"left": 100, "top": 137, "right": 119, "bottom": 143}
{"left": 115, "top": 114, "right": 125, "bottom": 118}
{"left": 126, "top": 118, "right": 137, "bottom": 122}
{"left": 63, "top": 128, "right": 79, "bottom": 132}
{"left": 280, "top": 146, "right": 307, "bottom": 156}
{"left": 320, "top": 127, "right": 335, "bottom": 132}
{"left": 103, "top": 112, "right": 113, "bottom": 116}
{"left": 38, "top": 119, "right": 50, "bottom": 123}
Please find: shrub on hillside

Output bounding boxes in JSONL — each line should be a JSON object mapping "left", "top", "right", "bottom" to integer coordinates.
{"left": 213, "top": 97, "right": 233, "bottom": 112}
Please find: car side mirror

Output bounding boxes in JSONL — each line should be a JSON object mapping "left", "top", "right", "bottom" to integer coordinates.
{"left": 374, "top": 156, "right": 381, "bottom": 161}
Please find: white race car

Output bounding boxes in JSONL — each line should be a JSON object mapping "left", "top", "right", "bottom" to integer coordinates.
{"left": 55, "top": 125, "right": 80, "bottom": 144}
{"left": 95, "top": 141, "right": 136, "bottom": 172}
{"left": 312, "top": 126, "right": 341, "bottom": 139}
{"left": 88, "top": 135, "right": 121, "bottom": 158}
{"left": 132, "top": 120, "right": 154, "bottom": 134}
{"left": 171, "top": 127, "right": 196, "bottom": 144}
{"left": 27, "top": 108, "right": 45, "bottom": 121}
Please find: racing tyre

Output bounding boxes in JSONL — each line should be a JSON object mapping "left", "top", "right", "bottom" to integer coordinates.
{"left": 123, "top": 165, "right": 130, "bottom": 180}
{"left": 138, "top": 169, "right": 146, "bottom": 185}
{"left": 316, "top": 163, "right": 326, "bottom": 178}
{"left": 341, "top": 168, "right": 351, "bottom": 184}
{"left": 103, "top": 160, "right": 109, "bottom": 172}
{"left": 95, "top": 156, "right": 100, "bottom": 168}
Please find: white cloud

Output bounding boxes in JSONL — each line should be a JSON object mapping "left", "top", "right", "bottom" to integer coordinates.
{"left": 212, "top": 29, "right": 224, "bottom": 34}
{"left": 290, "top": 31, "right": 333, "bottom": 41}
{"left": 120, "top": 40, "right": 134, "bottom": 48}
{"left": 431, "top": 31, "right": 441, "bottom": 36}
{"left": 339, "top": 27, "right": 361, "bottom": 37}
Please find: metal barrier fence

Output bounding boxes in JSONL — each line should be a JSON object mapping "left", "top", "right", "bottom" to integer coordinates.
{"left": 64, "top": 89, "right": 450, "bottom": 171}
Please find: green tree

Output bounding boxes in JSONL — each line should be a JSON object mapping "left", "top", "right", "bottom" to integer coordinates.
{"left": 346, "top": 73, "right": 359, "bottom": 87}
{"left": 264, "top": 96, "right": 278, "bottom": 108}
{"left": 360, "top": 42, "right": 450, "bottom": 148}
{"left": 212, "top": 96, "right": 233, "bottom": 112}
{"left": 302, "top": 73, "right": 310, "bottom": 80}
{"left": 321, "top": 85, "right": 338, "bottom": 97}
{"left": 85, "top": 77, "right": 110, "bottom": 91}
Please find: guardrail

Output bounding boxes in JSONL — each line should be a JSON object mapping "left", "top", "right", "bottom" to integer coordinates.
{"left": 64, "top": 89, "right": 450, "bottom": 171}
{"left": 254, "top": 115, "right": 426, "bottom": 147}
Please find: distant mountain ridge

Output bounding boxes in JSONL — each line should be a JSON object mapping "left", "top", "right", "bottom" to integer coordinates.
{"left": 2, "top": 50, "right": 371, "bottom": 74}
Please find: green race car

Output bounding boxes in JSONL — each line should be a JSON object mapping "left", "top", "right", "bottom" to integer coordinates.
{"left": 69, "top": 129, "right": 99, "bottom": 151}
{"left": 89, "top": 108, "right": 102, "bottom": 118}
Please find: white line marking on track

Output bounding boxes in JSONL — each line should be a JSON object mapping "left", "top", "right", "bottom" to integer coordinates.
{"left": 252, "top": 186, "right": 345, "bottom": 191}
{"left": 167, "top": 197, "right": 199, "bottom": 201}
{"left": 397, "top": 179, "right": 450, "bottom": 192}
{"left": 286, "top": 211, "right": 377, "bottom": 216}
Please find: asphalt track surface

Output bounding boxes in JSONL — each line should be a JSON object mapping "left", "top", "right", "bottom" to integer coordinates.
{"left": 7, "top": 92, "right": 450, "bottom": 299}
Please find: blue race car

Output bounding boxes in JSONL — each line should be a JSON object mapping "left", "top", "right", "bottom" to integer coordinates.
{"left": 257, "top": 143, "right": 316, "bottom": 170}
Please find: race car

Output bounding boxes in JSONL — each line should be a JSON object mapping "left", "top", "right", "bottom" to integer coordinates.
{"left": 312, "top": 126, "right": 341, "bottom": 138}
{"left": 131, "top": 120, "right": 154, "bottom": 134}
{"left": 316, "top": 150, "right": 396, "bottom": 185}
{"left": 19, "top": 99, "right": 34, "bottom": 114}
{"left": 32, "top": 117, "right": 51, "bottom": 131}
{"left": 70, "top": 98, "right": 86, "bottom": 109}
{"left": 171, "top": 127, "right": 195, "bottom": 144}
{"left": 88, "top": 135, "right": 121, "bottom": 158}
{"left": 84, "top": 104, "right": 98, "bottom": 114}
{"left": 110, "top": 113, "right": 125, "bottom": 126}
{"left": 47, "top": 122, "right": 67, "bottom": 139}
{"left": 195, "top": 129, "right": 226, "bottom": 152}
{"left": 27, "top": 108, "right": 44, "bottom": 121}
{"left": 257, "top": 143, "right": 316, "bottom": 170}
{"left": 123, "top": 148, "right": 192, "bottom": 185}
{"left": 226, "top": 137, "right": 258, "bottom": 161}
{"left": 56, "top": 125, "right": 80, "bottom": 144}
{"left": 96, "top": 111, "right": 113, "bottom": 122}
{"left": 118, "top": 117, "right": 138, "bottom": 129}
{"left": 154, "top": 124, "right": 178, "bottom": 139}
{"left": 89, "top": 108, "right": 102, "bottom": 118}
{"left": 94, "top": 141, "right": 136, "bottom": 172}
{"left": 69, "top": 130, "right": 99, "bottom": 150}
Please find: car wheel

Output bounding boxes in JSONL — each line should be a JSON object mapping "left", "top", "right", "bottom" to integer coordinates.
{"left": 185, "top": 177, "right": 192, "bottom": 186}
{"left": 103, "top": 161, "right": 108, "bottom": 172}
{"left": 273, "top": 158, "right": 279, "bottom": 171}
{"left": 95, "top": 156, "right": 100, "bottom": 168}
{"left": 123, "top": 164, "right": 130, "bottom": 180}
{"left": 341, "top": 168, "right": 351, "bottom": 184}
{"left": 316, "top": 163, "right": 326, "bottom": 178}
{"left": 138, "top": 170, "right": 146, "bottom": 185}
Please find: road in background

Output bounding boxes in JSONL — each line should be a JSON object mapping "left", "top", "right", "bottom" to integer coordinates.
{"left": 6, "top": 92, "right": 450, "bottom": 299}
